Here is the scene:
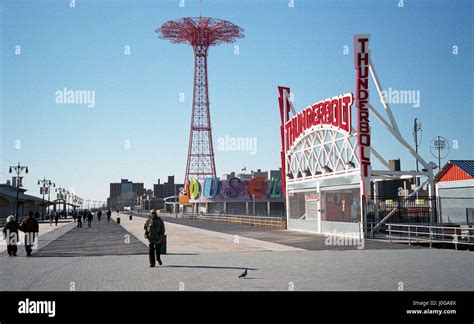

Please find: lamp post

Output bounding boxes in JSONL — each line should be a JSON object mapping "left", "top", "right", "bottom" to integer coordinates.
{"left": 55, "top": 187, "right": 67, "bottom": 216}
{"left": 47, "top": 182, "right": 55, "bottom": 216}
{"left": 64, "top": 190, "right": 70, "bottom": 216}
{"left": 73, "top": 196, "right": 83, "bottom": 211}
{"left": 54, "top": 187, "right": 61, "bottom": 213}
{"left": 72, "top": 195, "right": 82, "bottom": 213}
{"left": 37, "top": 178, "right": 54, "bottom": 220}
{"left": 9, "top": 162, "right": 29, "bottom": 222}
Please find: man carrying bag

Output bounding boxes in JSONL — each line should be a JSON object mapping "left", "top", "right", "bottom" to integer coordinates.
{"left": 144, "top": 210, "right": 165, "bottom": 267}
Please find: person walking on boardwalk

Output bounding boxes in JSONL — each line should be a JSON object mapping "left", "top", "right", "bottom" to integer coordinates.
{"left": 77, "top": 211, "right": 83, "bottom": 228}
{"left": 144, "top": 209, "right": 165, "bottom": 267}
{"left": 87, "top": 210, "right": 93, "bottom": 228}
{"left": 54, "top": 212, "right": 60, "bottom": 226}
{"left": 19, "top": 211, "right": 39, "bottom": 257}
{"left": 106, "top": 209, "right": 111, "bottom": 222}
{"left": 97, "top": 210, "right": 102, "bottom": 222}
{"left": 3, "top": 215, "right": 19, "bottom": 256}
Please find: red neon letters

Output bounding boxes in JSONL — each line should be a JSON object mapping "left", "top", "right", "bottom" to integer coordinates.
{"left": 284, "top": 93, "right": 353, "bottom": 151}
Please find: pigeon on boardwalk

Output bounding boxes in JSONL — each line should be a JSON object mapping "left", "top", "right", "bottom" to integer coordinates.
{"left": 239, "top": 269, "right": 248, "bottom": 279}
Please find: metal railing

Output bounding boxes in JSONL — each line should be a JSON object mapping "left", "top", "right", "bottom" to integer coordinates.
{"left": 386, "top": 223, "right": 474, "bottom": 249}
{"left": 185, "top": 213, "right": 286, "bottom": 229}
{"left": 367, "top": 196, "right": 436, "bottom": 235}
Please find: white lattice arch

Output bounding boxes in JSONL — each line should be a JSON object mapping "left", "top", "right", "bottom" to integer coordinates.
{"left": 287, "top": 124, "right": 360, "bottom": 180}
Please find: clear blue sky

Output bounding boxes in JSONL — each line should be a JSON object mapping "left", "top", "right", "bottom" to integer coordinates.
{"left": 1, "top": 0, "right": 473, "bottom": 202}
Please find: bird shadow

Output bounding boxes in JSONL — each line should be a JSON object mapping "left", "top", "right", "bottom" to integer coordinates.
{"left": 163, "top": 265, "right": 258, "bottom": 271}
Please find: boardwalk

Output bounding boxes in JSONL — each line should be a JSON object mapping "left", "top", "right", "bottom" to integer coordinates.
{"left": 0, "top": 213, "right": 473, "bottom": 291}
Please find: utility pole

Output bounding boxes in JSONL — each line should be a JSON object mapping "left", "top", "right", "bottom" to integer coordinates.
{"left": 413, "top": 118, "right": 422, "bottom": 196}
{"left": 413, "top": 119, "right": 422, "bottom": 183}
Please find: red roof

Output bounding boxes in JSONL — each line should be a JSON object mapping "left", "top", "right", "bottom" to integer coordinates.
{"left": 435, "top": 160, "right": 474, "bottom": 183}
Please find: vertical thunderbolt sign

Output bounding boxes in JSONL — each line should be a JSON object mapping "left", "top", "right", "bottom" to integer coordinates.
{"left": 354, "top": 35, "right": 371, "bottom": 218}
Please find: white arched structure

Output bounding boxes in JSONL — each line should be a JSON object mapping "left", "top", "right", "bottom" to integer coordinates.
{"left": 287, "top": 124, "right": 360, "bottom": 179}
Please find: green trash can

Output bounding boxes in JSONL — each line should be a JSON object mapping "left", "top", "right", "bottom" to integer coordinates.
{"left": 129, "top": 215, "right": 132, "bottom": 220}
{"left": 116, "top": 217, "right": 120, "bottom": 224}
{"left": 160, "top": 235, "right": 167, "bottom": 254}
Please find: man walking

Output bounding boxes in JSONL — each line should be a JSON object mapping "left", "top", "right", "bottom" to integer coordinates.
{"left": 19, "top": 211, "right": 39, "bottom": 257}
{"left": 87, "top": 210, "right": 93, "bottom": 228}
{"left": 144, "top": 210, "right": 165, "bottom": 267}
{"left": 97, "top": 210, "right": 102, "bottom": 222}
{"left": 106, "top": 209, "right": 111, "bottom": 222}
{"left": 54, "top": 212, "right": 59, "bottom": 226}
{"left": 77, "top": 212, "right": 82, "bottom": 228}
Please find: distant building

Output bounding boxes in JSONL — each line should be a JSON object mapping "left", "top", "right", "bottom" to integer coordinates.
{"left": 234, "top": 169, "right": 281, "bottom": 181}
{"left": 0, "top": 183, "right": 46, "bottom": 225}
{"left": 107, "top": 179, "right": 144, "bottom": 210}
{"left": 140, "top": 189, "right": 165, "bottom": 211}
{"left": 221, "top": 172, "right": 236, "bottom": 180}
{"left": 153, "top": 176, "right": 183, "bottom": 199}
{"left": 236, "top": 172, "right": 252, "bottom": 180}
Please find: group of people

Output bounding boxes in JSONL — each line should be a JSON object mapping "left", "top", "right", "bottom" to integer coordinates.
{"left": 3, "top": 208, "right": 166, "bottom": 266}
{"left": 2, "top": 211, "right": 39, "bottom": 257}
{"left": 73, "top": 209, "right": 112, "bottom": 228}
{"left": 49, "top": 211, "right": 60, "bottom": 226}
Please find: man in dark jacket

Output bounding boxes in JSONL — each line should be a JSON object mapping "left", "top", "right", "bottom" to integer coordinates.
{"left": 54, "top": 212, "right": 59, "bottom": 226}
{"left": 106, "top": 209, "right": 111, "bottom": 221}
{"left": 87, "top": 211, "right": 93, "bottom": 227}
{"left": 97, "top": 210, "right": 102, "bottom": 222}
{"left": 3, "top": 215, "right": 19, "bottom": 256}
{"left": 77, "top": 211, "right": 82, "bottom": 228}
{"left": 144, "top": 210, "right": 165, "bottom": 267}
{"left": 19, "top": 211, "right": 39, "bottom": 257}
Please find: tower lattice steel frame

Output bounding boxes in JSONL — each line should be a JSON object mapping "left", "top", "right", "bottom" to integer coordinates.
{"left": 156, "top": 17, "right": 244, "bottom": 184}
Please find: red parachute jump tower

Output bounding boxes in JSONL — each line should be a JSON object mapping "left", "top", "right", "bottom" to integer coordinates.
{"left": 156, "top": 17, "right": 244, "bottom": 184}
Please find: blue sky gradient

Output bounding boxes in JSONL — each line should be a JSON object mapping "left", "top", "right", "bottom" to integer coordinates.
{"left": 1, "top": 0, "right": 473, "bottom": 201}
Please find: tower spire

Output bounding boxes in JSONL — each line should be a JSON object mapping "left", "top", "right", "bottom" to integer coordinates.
{"left": 156, "top": 17, "right": 244, "bottom": 184}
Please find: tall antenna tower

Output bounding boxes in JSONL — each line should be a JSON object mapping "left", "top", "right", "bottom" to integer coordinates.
{"left": 156, "top": 17, "right": 244, "bottom": 184}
